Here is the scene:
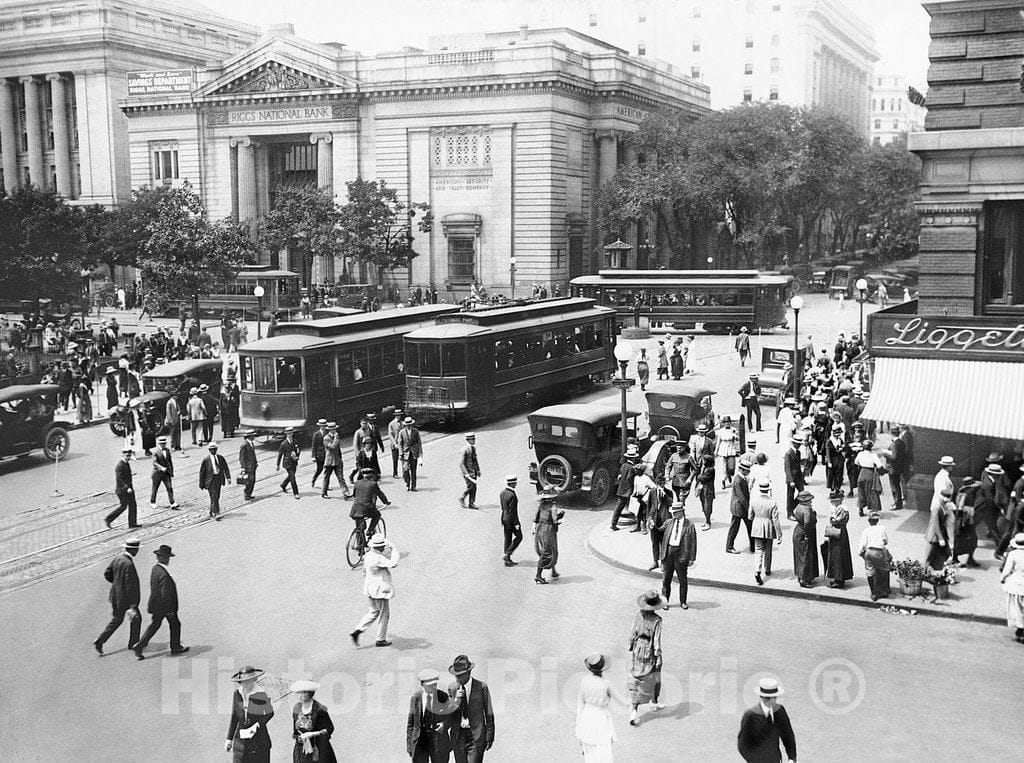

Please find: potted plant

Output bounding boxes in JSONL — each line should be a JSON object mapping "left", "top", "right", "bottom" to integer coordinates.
{"left": 928, "top": 564, "right": 959, "bottom": 599}
{"left": 895, "top": 558, "right": 926, "bottom": 596}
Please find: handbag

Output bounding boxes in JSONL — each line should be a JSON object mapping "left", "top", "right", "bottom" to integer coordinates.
{"left": 824, "top": 525, "right": 841, "bottom": 539}
{"left": 235, "top": 473, "right": 247, "bottom": 485}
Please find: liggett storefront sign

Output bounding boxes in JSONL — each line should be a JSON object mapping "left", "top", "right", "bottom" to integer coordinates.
{"left": 868, "top": 314, "right": 1024, "bottom": 362}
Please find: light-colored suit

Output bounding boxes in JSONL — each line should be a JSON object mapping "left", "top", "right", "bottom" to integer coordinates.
{"left": 357, "top": 543, "right": 398, "bottom": 642}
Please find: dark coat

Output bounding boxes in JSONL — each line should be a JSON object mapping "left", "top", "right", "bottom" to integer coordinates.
{"left": 199, "top": 453, "right": 231, "bottom": 490}
{"left": 291, "top": 700, "right": 337, "bottom": 763}
{"left": 115, "top": 459, "right": 133, "bottom": 495}
{"left": 146, "top": 563, "right": 178, "bottom": 615}
{"left": 889, "top": 436, "right": 908, "bottom": 476}
{"left": 227, "top": 689, "right": 274, "bottom": 761}
{"left": 792, "top": 504, "right": 819, "bottom": 581}
{"left": 822, "top": 510, "right": 854, "bottom": 582}
{"left": 616, "top": 462, "right": 636, "bottom": 498}
{"left": 311, "top": 430, "right": 326, "bottom": 461}
{"left": 499, "top": 487, "right": 519, "bottom": 526}
{"left": 783, "top": 447, "right": 804, "bottom": 490}
{"left": 737, "top": 704, "right": 797, "bottom": 763}
{"left": 104, "top": 553, "right": 140, "bottom": 609}
{"left": 447, "top": 678, "right": 495, "bottom": 752}
{"left": 152, "top": 447, "right": 174, "bottom": 478}
{"left": 406, "top": 689, "right": 454, "bottom": 758}
{"left": 239, "top": 441, "right": 258, "bottom": 474}
{"left": 277, "top": 439, "right": 301, "bottom": 470}
{"left": 460, "top": 444, "right": 481, "bottom": 478}
{"left": 730, "top": 472, "right": 751, "bottom": 518}
{"left": 350, "top": 478, "right": 388, "bottom": 519}
{"left": 660, "top": 517, "right": 697, "bottom": 563}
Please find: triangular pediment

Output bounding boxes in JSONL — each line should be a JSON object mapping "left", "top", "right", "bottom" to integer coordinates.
{"left": 210, "top": 59, "right": 339, "bottom": 95}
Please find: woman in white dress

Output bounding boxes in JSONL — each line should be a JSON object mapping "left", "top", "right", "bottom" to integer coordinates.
{"left": 575, "top": 653, "right": 627, "bottom": 762}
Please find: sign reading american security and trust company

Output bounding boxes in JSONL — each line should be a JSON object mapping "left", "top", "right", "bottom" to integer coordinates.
{"left": 209, "top": 102, "right": 357, "bottom": 126}
{"left": 869, "top": 314, "right": 1024, "bottom": 362}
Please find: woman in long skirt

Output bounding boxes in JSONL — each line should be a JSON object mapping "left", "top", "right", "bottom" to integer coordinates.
{"left": 857, "top": 512, "right": 891, "bottom": 600}
{"left": 290, "top": 680, "right": 337, "bottom": 763}
{"left": 627, "top": 591, "right": 665, "bottom": 726}
{"left": 953, "top": 476, "right": 980, "bottom": 567}
{"left": 792, "top": 491, "right": 819, "bottom": 588}
{"left": 575, "top": 654, "right": 626, "bottom": 762}
{"left": 636, "top": 348, "right": 650, "bottom": 392}
{"left": 533, "top": 493, "right": 563, "bottom": 584}
{"left": 76, "top": 378, "right": 93, "bottom": 425}
{"left": 822, "top": 494, "right": 854, "bottom": 588}
{"left": 854, "top": 441, "right": 883, "bottom": 517}
{"left": 999, "top": 534, "right": 1024, "bottom": 643}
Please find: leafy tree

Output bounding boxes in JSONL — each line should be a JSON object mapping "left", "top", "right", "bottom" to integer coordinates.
{"left": 337, "top": 179, "right": 428, "bottom": 283}
{"left": 257, "top": 186, "right": 343, "bottom": 288}
{"left": 139, "top": 183, "right": 254, "bottom": 317}
{"left": 0, "top": 185, "right": 88, "bottom": 303}
{"left": 82, "top": 185, "right": 177, "bottom": 277}
{"left": 861, "top": 139, "right": 921, "bottom": 259}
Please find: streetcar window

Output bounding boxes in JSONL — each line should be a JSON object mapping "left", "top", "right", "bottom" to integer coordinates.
{"left": 240, "top": 356, "right": 253, "bottom": 390}
{"left": 404, "top": 345, "right": 420, "bottom": 376}
{"left": 337, "top": 351, "right": 353, "bottom": 383}
{"left": 276, "top": 357, "right": 302, "bottom": 391}
{"left": 254, "top": 357, "right": 275, "bottom": 392}
{"left": 352, "top": 348, "right": 368, "bottom": 382}
{"left": 368, "top": 346, "right": 383, "bottom": 379}
{"left": 739, "top": 289, "right": 754, "bottom": 306}
{"left": 494, "top": 340, "right": 512, "bottom": 371}
{"left": 421, "top": 344, "right": 441, "bottom": 376}
{"left": 442, "top": 345, "right": 466, "bottom": 375}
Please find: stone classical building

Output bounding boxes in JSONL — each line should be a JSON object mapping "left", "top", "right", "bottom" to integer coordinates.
{"left": 863, "top": 0, "right": 1024, "bottom": 507}
{"left": 0, "top": 0, "right": 257, "bottom": 204}
{"left": 870, "top": 73, "right": 927, "bottom": 146}
{"left": 121, "top": 24, "right": 710, "bottom": 296}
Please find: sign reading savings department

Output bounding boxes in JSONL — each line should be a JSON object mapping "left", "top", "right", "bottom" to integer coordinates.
{"left": 127, "top": 69, "right": 194, "bottom": 96}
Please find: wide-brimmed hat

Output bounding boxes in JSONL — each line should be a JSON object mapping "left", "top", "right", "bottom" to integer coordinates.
{"left": 938, "top": 456, "right": 955, "bottom": 467}
{"left": 417, "top": 669, "right": 440, "bottom": 684}
{"left": 368, "top": 534, "right": 387, "bottom": 548}
{"left": 448, "top": 655, "right": 474, "bottom": 675}
{"left": 538, "top": 489, "right": 560, "bottom": 503}
{"left": 757, "top": 478, "right": 771, "bottom": 493}
{"left": 207, "top": 442, "right": 218, "bottom": 450}
{"left": 584, "top": 653, "right": 606, "bottom": 673}
{"left": 124, "top": 538, "right": 140, "bottom": 550}
{"left": 465, "top": 433, "right": 476, "bottom": 441}
{"left": 289, "top": 680, "right": 320, "bottom": 694}
{"left": 740, "top": 326, "right": 749, "bottom": 332}
{"left": 757, "top": 677, "right": 783, "bottom": 698}
{"left": 985, "top": 452, "right": 1002, "bottom": 464}
{"left": 696, "top": 423, "right": 708, "bottom": 433}
{"left": 985, "top": 464, "right": 1005, "bottom": 476}
{"left": 505, "top": 474, "right": 518, "bottom": 484}
{"left": 153, "top": 544, "right": 174, "bottom": 557}
{"left": 1011, "top": 533, "right": 1024, "bottom": 550}
{"left": 403, "top": 417, "right": 414, "bottom": 425}
{"left": 327, "top": 422, "right": 338, "bottom": 430}
{"left": 105, "top": 366, "right": 115, "bottom": 374}
{"left": 316, "top": 418, "right": 327, "bottom": 426}
{"left": 230, "top": 665, "right": 265, "bottom": 682}
{"left": 637, "top": 589, "right": 666, "bottom": 611}
{"left": 199, "top": 384, "right": 209, "bottom": 392}
{"left": 624, "top": 444, "right": 640, "bottom": 458}
{"left": 796, "top": 491, "right": 813, "bottom": 504}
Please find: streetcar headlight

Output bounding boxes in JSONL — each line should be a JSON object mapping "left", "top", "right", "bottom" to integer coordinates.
{"left": 260, "top": 402, "right": 270, "bottom": 416}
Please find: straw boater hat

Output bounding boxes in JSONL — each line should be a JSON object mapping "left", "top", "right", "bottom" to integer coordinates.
{"left": 757, "top": 478, "right": 772, "bottom": 494}
{"left": 403, "top": 416, "right": 414, "bottom": 425}
{"left": 637, "top": 589, "right": 667, "bottom": 611}
{"left": 696, "top": 423, "right": 708, "bottom": 433}
{"left": 757, "top": 677, "right": 783, "bottom": 698}
{"left": 985, "top": 452, "right": 1002, "bottom": 464}
{"left": 749, "top": 372, "right": 758, "bottom": 378}
{"left": 189, "top": 386, "right": 199, "bottom": 395}
{"left": 938, "top": 456, "right": 955, "bottom": 467}
{"left": 670, "top": 499, "right": 686, "bottom": 514}
{"left": 985, "top": 464, "right": 1005, "bottom": 476}
{"left": 368, "top": 534, "right": 387, "bottom": 548}
{"left": 124, "top": 538, "right": 140, "bottom": 550}
{"left": 738, "top": 457, "right": 752, "bottom": 472}
{"left": 466, "top": 433, "right": 476, "bottom": 441}
{"left": 505, "top": 474, "right": 517, "bottom": 484}
{"left": 1011, "top": 533, "right": 1024, "bottom": 550}
{"left": 741, "top": 326, "right": 749, "bottom": 333}
{"left": 417, "top": 669, "right": 440, "bottom": 685}
{"left": 961, "top": 476, "right": 977, "bottom": 486}
{"left": 207, "top": 442, "right": 218, "bottom": 450}
{"left": 784, "top": 397, "right": 797, "bottom": 406}
{"left": 327, "top": 422, "right": 338, "bottom": 430}
{"left": 289, "top": 680, "right": 320, "bottom": 694}
{"left": 625, "top": 444, "right": 640, "bottom": 458}
{"left": 121, "top": 445, "right": 133, "bottom": 453}
{"left": 230, "top": 665, "right": 264, "bottom": 682}
{"left": 316, "top": 418, "right": 328, "bottom": 427}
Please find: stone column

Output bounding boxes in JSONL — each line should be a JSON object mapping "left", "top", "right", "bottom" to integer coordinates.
{"left": 46, "top": 74, "right": 72, "bottom": 198}
{"left": 310, "top": 132, "right": 333, "bottom": 192}
{"left": 230, "top": 136, "right": 257, "bottom": 234}
{"left": 0, "top": 79, "right": 20, "bottom": 194}
{"left": 596, "top": 131, "right": 618, "bottom": 184}
{"left": 20, "top": 77, "right": 44, "bottom": 188}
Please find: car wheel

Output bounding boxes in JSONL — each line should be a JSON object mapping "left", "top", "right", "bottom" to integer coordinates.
{"left": 43, "top": 427, "right": 70, "bottom": 461}
{"left": 109, "top": 418, "right": 126, "bottom": 437}
{"left": 588, "top": 463, "right": 612, "bottom": 506}
{"left": 537, "top": 454, "right": 572, "bottom": 494}
{"left": 103, "top": 295, "right": 116, "bottom": 307}
{"left": 657, "top": 425, "right": 680, "bottom": 441}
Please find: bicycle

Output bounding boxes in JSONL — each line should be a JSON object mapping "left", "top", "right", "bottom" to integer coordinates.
{"left": 346, "top": 516, "right": 387, "bottom": 569}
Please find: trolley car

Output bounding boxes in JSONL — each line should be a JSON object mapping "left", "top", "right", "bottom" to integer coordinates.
{"left": 196, "top": 266, "right": 301, "bottom": 318}
{"left": 403, "top": 297, "right": 616, "bottom": 422}
{"left": 570, "top": 270, "right": 793, "bottom": 333}
{"left": 237, "top": 305, "right": 457, "bottom": 433}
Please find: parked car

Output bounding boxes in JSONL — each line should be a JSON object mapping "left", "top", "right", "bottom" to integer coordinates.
{"left": 807, "top": 268, "right": 831, "bottom": 292}
{"left": 828, "top": 264, "right": 867, "bottom": 299}
{"left": 758, "top": 341, "right": 813, "bottom": 400}
{"left": 527, "top": 403, "right": 644, "bottom": 505}
{"left": 645, "top": 388, "right": 717, "bottom": 442}
{"left": 141, "top": 358, "right": 223, "bottom": 417}
{"left": 0, "top": 384, "right": 70, "bottom": 461}
{"left": 863, "top": 272, "right": 908, "bottom": 301}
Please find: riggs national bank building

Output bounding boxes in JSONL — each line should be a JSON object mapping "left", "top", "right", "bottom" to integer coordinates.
{"left": 121, "top": 23, "right": 709, "bottom": 298}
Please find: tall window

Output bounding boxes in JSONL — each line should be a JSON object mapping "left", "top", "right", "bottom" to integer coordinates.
{"left": 691, "top": 66, "right": 701, "bottom": 79}
{"left": 872, "top": 98, "right": 876, "bottom": 110}
{"left": 448, "top": 237, "right": 475, "bottom": 284}
{"left": 692, "top": 6, "right": 701, "bottom": 18}
{"left": 769, "top": 86, "right": 779, "bottom": 101}
{"left": 745, "top": 36, "right": 754, "bottom": 48}
{"left": 743, "top": 88, "right": 753, "bottom": 102}
{"left": 637, "top": 41, "right": 646, "bottom": 56}
{"left": 153, "top": 149, "right": 179, "bottom": 181}
{"left": 771, "top": 32, "right": 780, "bottom": 46}
{"left": 874, "top": 119, "right": 881, "bottom": 129}
{"left": 744, "top": 62, "right": 753, "bottom": 75}
{"left": 588, "top": 13, "right": 597, "bottom": 26}
{"left": 770, "top": 58, "right": 780, "bottom": 74}
{"left": 44, "top": 85, "right": 54, "bottom": 150}
{"left": 692, "top": 39, "right": 701, "bottom": 52}
{"left": 892, "top": 119, "right": 899, "bottom": 129}
{"left": 983, "top": 202, "right": 1024, "bottom": 309}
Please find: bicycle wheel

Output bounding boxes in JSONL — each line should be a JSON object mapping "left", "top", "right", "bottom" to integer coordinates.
{"left": 375, "top": 517, "right": 387, "bottom": 538}
{"left": 345, "top": 529, "right": 364, "bottom": 569}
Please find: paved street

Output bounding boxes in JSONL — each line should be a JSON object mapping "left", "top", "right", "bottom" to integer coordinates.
{"left": 3, "top": 295, "right": 1024, "bottom": 760}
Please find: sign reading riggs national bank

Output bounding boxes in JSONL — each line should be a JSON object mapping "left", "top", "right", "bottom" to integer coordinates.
{"left": 208, "top": 102, "right": 357, "bottom": 126}
{"left": 868, "top": 313, "right": 1024, "bottom": 363}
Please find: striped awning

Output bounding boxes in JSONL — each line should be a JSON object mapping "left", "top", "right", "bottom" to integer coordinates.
{"left": 862, "top": 357, "right": 1024, "bottom": 440}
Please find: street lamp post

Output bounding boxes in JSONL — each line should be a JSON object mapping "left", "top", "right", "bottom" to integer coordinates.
{"left": 611, "top": 340, "right": 635, "bottom": 455}
{"left": 789, "top": 295, "right": 804, "bottom": 399}
{"left": 855, "top": 277, "right": 869, "bottom": 341}
{"left": 253, "top": 285, "right": 265, "bottom": 339}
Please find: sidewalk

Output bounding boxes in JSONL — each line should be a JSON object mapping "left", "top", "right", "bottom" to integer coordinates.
{"left": 586, "top": 430, "right": 1008, "bottom": 627}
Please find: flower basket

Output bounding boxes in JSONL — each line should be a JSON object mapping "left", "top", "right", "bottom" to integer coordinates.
{"left": 899, "top": 578, "right": 922, "bottom": 596}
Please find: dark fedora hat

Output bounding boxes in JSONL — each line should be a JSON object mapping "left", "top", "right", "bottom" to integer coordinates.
{"left": 448, "top": 655, "right": 474, "bottom": 676}
{"left": 153, "top": 544, "right": 175, "bottom": 557}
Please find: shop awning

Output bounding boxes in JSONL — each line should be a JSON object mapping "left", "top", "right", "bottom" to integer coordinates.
{"left": 862, "top": 357, "right": 1024, "bottom": 440}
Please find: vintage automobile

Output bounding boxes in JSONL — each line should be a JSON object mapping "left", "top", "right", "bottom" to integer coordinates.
{"left": 527, "top": 403, "right": 645, "bottom": 505}
{"left": 142, "top": 358, "right": 223, "bottom": 415}
{"left": 758, "top": 341, "right": 813, "bottom": 399}
{"left": 0, "top": 384, "right": 70, "bottom": 461}
{"left": 828, "top": 263, "right": 868, "bottom": 299}
{"left": 645, "top": 388, "right": 716, "bottom": 441}
{"left": 109, "top": 390, "right": 169, "bottom": 437}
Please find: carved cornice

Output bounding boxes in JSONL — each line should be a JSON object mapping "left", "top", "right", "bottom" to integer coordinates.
{"left": 214, "top": 60, "right": 335, "bottom": 95}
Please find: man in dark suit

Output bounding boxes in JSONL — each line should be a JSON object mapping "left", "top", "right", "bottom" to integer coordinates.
{"left": 887, "top": 424, "right": 908, "bottom": 511}
{"left": 737, "top": 677, "right": 797, "bottom": 762}
{"left": 660, "top": 501, "right": 697, "bottom": 610}
{"left": 738, "top": 373, "right": 762, "bottom": 432}
{"left": 133, "top": 544, "right": 188, "bottom": 659}
{"left": 94, "top": 537, "right": 142, "bottom": 655}
{"left": 610, "top": 447, "right": 639, "bottom": 531}
{"left": 277, "top": 428, "right": 302, "bottom": 498}
{"left": 783, "top": 435, "right": 805, "bottom": 521}
{"left": 459, "top": 433, "right": 481, "bottom": 508}
{"left": 105, "top": 447, "right": 139, "bottom": 529}
{"left": 407, "top": 669, "right": 458, "bottom": 762}
{"left": 398, "top": 417, "right": 423, "bottom": 490}
{"left": 198, "top": 442, "right": 231, "bottom": 520}
{"left": 727, "top": 457, "right": 754, "bottom": 554}
{"left": 447, "top": 655, "right": 495, "bottom": 763}
{"left": 310, "top": 418, "right": 327, "bottom": 488}
{"left": 238, "top": 429, "right": 258, "bottom": 500}
{"left": 149, "top": 435, "right": 178, "bottom": 510}
{"left": 351, "top": 469, "right": 390, "bottom": 545}
{"left": 499, "top": 475, "right": 521, "bottom": 566}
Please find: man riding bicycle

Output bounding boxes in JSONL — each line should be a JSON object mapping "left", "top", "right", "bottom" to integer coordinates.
{"left": 350, "top": 467, "right": 390, "bottom": 551}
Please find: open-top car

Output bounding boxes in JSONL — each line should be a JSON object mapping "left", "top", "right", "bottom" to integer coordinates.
{"left": 0, "top": 383, "right": 70, "bottom": 461}
{"left": 527, "top": 403, "right": 645, "bottom": 505}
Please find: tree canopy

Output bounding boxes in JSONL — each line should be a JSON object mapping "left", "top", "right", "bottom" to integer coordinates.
{"left": 257, "top": 185, "right": 344, "bottom": 288}
{"left": 337, "top": 179, "right": 428, "bottom": 282}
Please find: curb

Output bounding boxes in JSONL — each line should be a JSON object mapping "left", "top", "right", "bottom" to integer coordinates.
{"left": 53, "top": 415, "right": 110, "bottom": 431}
{"left": 585, "top": 522, "right": 1004, "bottom": 628}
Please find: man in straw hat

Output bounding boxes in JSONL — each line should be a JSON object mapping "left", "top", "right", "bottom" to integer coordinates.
{"left": 727, "top": 456, "right": 755, "bottom": 554}
{"left": 311, "top": 418, "right": 328, "bottom": 488}
{"left": 783, "top": 433, "right": 805, "bottom": 522}
{"left": 933, "top": 455, "right": 956, "bottom": 503}
{"left": 133, "top": 544, "right": 188, "bottom": 659}
{"left": 105, "top": 446, "right": 139, "bottom": 529}
{"left": 94, "top": 537, "right": 142, "bottom": 655}
{"left": 238, "top": 430, "right": 259, "bottom": 500}
{"left": 447, "top": 654, "right": 496, "bottom": 763}
{"left": 500, "top": 475, "right": 522, "bottom": 566}
{"left": 199, "top": 442, "right": 231, "bottom": 520}
{"left": 388, "top": 408, "right": 404, "bottom": 479}
{"left": 737, "top": 372, "right": 762, "bottom": 432}
{"left": 321, "top": 422, "right": 352, "bottom": 500}
{"left": 398, "top": 416, "right": 423, "bottom": 491}
{"left": 610, "top": 444, "right": 640, "bottom": 531}
{"left": 749, "top": 478, "right": 782, "bottom": 586}
{"left": 407, "top": 668, "right": 460, "bottom": 762}
{"left": 225, "top": 665, "right": 274, "bottom": 758}
{"left": 925, "top": 486, "right": 957, "bottom": 571}
{"left": 660, "top": 500, "right": 697, "bottom": 609}
{"left": 737, "top": 677, "right": 797, "bottom": 762}
{"left": 735, "top": 325, "right": 751, "bottom": 366}
{"left": 350, "top": 533, "right": 397, "bottom": 648}
{"left": 277, "top": 427, "right": 302, "bottom": 499}
{"left": 150, "top": 434, "right": 178, "bottom": 511}
{"left": 458, "top": 433, "right": 481, "bottom": 509}
{"left": 978, "top": 460, "right": 1009, "bottom": 551}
